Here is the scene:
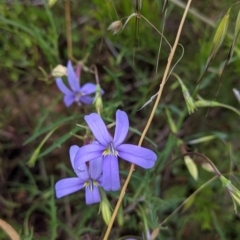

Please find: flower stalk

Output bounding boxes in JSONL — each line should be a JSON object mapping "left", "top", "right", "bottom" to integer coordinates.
{"left": 103, "top": 0, "right": 193, "bottom": 239}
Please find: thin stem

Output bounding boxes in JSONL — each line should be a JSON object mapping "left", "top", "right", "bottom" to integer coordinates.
{"left": 92, "top": 65, "right": 100, "bottom": 85}
{"left": 160, "top": 176, "right": 218, "bottom": 226}
{"left": 65, "top": 0, "right": 73, "bottom": 60}
{"left": 102, "top": 0, "right": 193, "bottom": 239}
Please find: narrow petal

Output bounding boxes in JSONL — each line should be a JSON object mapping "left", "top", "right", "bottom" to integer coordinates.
{"left": 85, "top": 185, "right": 101, "bottom": 205}
{"left": 80, "top": 96, "right": 94, "bottom": 105}
{"left": 56, "top": 78, "right": 72, "bottom": 95}
{"left": 67, "top": 60, "right": 80, "bottom": 91}
{"left": 81, "top": 83, "right": 97, "bottom": 95}
{"left": 89, "top": 157, "right": 103, "bottom": 180}
{"left": 102, "top": 155, "right": 120, "bottom": 191}
{"left": 55, "top": 178, "right": 84, "bottom": 198}
{"left": 64, "top": 94, "right": 75, "bottom": 107}
{"left": 84, "top": 113, "right": 112, "bottom": 146}
{"left": 113, "top": 110, "right": 129, "bottom": 147}
{"left": 74, "top": 144, "right": 105, "bottom": 169}
{"left": 117, "top": 144, "right": 157, "bottom": 169}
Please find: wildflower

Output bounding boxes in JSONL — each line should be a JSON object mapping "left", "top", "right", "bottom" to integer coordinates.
{"left": 74, "top": 110, "right": 157, "bottom": 191}
{"left": 56, "top": 61, "right": 98, "bottom": 107}
{"left": 55, "top": 145, "right": 103, "bottom": 205}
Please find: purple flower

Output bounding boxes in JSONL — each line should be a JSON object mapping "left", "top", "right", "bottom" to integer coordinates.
{"left": 56, "top": 61, "right": 97, "bottom": 107}
{"left": 55, "top": 145, "right": 103, "bottom": 205}
{"left": 74, "top": 110, "right": 157, "bottom": 191}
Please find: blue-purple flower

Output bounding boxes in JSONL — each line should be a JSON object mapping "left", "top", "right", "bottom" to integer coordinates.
{"left": 74, "top": 110, "right": 157, "bottom": 191}
{"left": 55, "top": 145, "right": 103, "bottom": 205}
{"left": 56, "top": 61, "right": 97, "bottom": 107}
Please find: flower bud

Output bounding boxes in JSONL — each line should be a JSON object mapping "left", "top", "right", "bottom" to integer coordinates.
{"left": 99, "top": 195, "right": 112, "bottom": 225}
{"left": 184, "top": 155, "right": 198, "bottom": 180}
{"left": 93, "top": 84, "right": 103, "bottom": 112}
{"left": 220, "top": 176, "right": 240, "bottom": 212}
{"left": 180, "top": 81, "right": 196, "bottom": 114}
{"left": 108, "top": 20, "right": 122, "bottom": 35}
{"left": 52, "top": 65, "right": 67, "bottom": 77}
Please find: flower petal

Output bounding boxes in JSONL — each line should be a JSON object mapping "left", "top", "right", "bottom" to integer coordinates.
{"left": 80, "top": 96, "right": 94, "bottom": 105}
{"left": 56, "top": 78, "right": 72, "bottom": 95}
{"left": 63, "top": 94, "right": 75, "bottom": 107}
{"left": 89, "top": 157, "right": 103, "bottom": 180}
{"left": 74, "top": 144, "right": 105, "bottom": 169}
{"left": 55, "top": 178, "right": 84, "bottom": 198}
{"left": 84, "top": 113, "right": 112, "bottom": 146}
{"left": 102, "top": 155, "right": 120, "bottom": 191}
{"left": 81, "top": 83, "right": 97, "bottom": 95}
{"left": 67, "top": 60, "right": 80, "bottom": 91}
{"left": 117, "top": 144, "right": 157, "bottom": 169}
{"left": 69, "top": 145, "right": 80, "bottom": 169}
{"left": 76, "top": 162, "right": 89, "bottom": 180}
{"left": 85, "top": 185, "right": 101, "bottom": 205}
{"left": 113, "top": 110, "right": 129, "bottom": 147}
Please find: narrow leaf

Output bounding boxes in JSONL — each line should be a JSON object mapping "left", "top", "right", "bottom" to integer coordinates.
{"left": 27, "top": 127, "right": 58, "bottom": 167}
{"left": 228, "top": 10, "right": 240, "bottom": 63}
{"left": 24, "top": 115, "right": 80, "bottom": 145}
{"left": 197, "top": 8, "right": 230, "bottom": 86}
{"left": 207, "top": 8, "right": 230, "bottom": 66}
{"left": 38, "top": 126, "right": 79, "bottom": 158}
{"left": 195, "top": 98, "right": 240, "bottom": 116}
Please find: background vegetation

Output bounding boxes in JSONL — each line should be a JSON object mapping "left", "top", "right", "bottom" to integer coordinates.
{"left": 1, "top": 0, "right": 240, "bottom": 239}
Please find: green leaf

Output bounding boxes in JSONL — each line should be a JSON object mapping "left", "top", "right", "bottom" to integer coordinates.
{"left": 206, "top": 8, "right": 230, "bottom": 66}
{"left": 227, "top": 10, "right": 240, "bottom": 64}
{"left": 24, "top": 115, "right": 81, "bottom": 145}
{"left": 38, "top": 126, "right": 79, "bottom": 158}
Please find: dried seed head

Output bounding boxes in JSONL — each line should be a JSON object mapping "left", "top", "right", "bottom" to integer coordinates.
{"left": 108, "top": 20, "right": 122, "bottom": 35}
{"left": 52, "top": 65, "right": 68, "bottom": 77}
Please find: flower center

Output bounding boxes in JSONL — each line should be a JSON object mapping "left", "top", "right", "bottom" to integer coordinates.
{"left": 103, "top": 142, "right": 118, "bottom": 156}
{"left": 84, "top": 179, "right": 98, "bottom": 192}
{"left": 75, "top": 92, "right": 82, "bottom": 102}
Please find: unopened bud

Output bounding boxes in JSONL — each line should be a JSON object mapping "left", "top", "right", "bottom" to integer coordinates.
{"left": 184, "top": 155, "right": 198, "bottom": 180}
{"left": 233, "top": 88, "right": 240, "bottom": 104}
{"left": 220, "top": 176, "right": 240, "bottom": 212}
{"left": 94, "top": 84, "right": 103, "bottom": 111}
{"left": 99, "top": 195, "right": 112, "bottom": 225}
{"left": 108, "top": 20, "right": 122, "bottom": 35}
{"left": 180, "top": 82, "right": 196, "bottom": 114}
{"left": 52, "top": 65, "right": 67, "bottom": 77}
